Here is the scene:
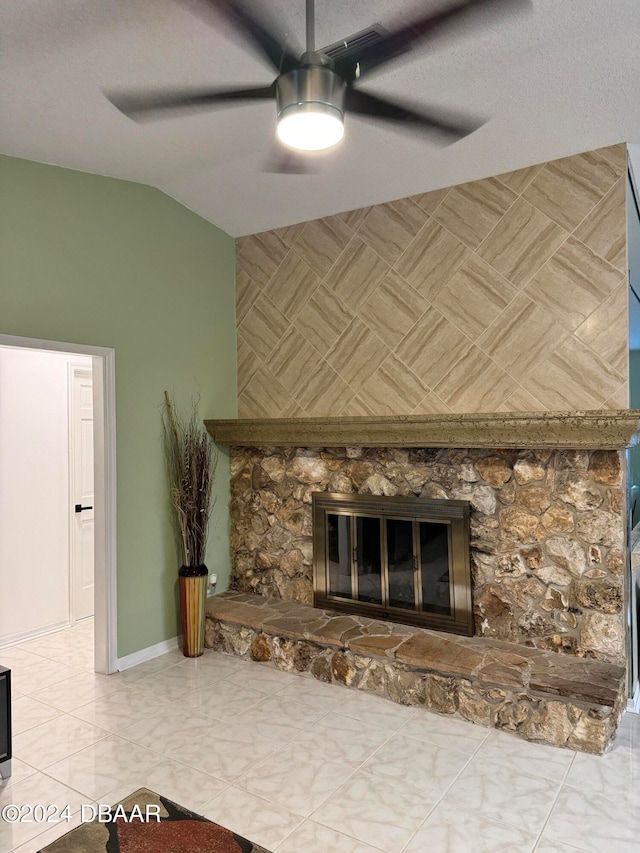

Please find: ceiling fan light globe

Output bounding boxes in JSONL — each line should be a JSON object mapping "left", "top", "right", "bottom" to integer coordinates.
{"left": 277, "top": 103, "right": 344, "bottom": 151}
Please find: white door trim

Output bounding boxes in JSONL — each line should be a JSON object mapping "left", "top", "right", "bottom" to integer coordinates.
{"left": 93, "top": 348, "right": 117, "bottom": 675}
{"left": 0, "top": 333, "right": 117, "bottom": 674}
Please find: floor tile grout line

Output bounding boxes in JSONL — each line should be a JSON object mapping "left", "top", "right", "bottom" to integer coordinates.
{"left": 220, "top": 691, "right": 415, "bottom": 830}
{"left": 226, "top": 698, "right": 354, "bottom": 790}
{"left": 4, "top": 763, "right": 105, "bottom": 841}
{"left": 25, "top": 682, "right": 128, "bottom": 715}
{"left": 7, "top": 704, "right": 64, "bottom": 737}
{"left": 114, "top": 717, "right": 289, "bottom": 784}
{"left": 560, "top": 774, "right": 640, "bottom": 812}
{"left": 392, "top": 711, "right": 491, "bottom": 758}
{"left": 396, "top": 801, "right": 440, "bottom": 853}
{"left": 397, "top": 726, "right": 582, "bottom": 851}
{"left": 426, "top": 798, "right": 545, "bottom": 847}
{"left": 108, "top": 679, "right": 326, "bottom": 790}
{"left": 529, "top": 750, "right": 577, "bottom": 851}
{"left": 302, "top": 710, "right": 428, "bottom": 842}
{"left": 5, "top": 623, "right": 92, "bottom": 654}
{"left": 278, "top": 816, "right": 389, "bottom": 853}
{"left": 16, "top": 723, "right": 112, "bottom": 777}
{"left": 36, "top": 762, "right": 123, "bottom": 808}
{"left": 395, "top": 720, "right": 493, "bottom": 853}
{"left": 531, "top": 827, "right": 590, "bottom": 853}
{"left": 93, "top": 739, "right": 231, "bottom": 803}
{"left": 199, "top": 782, "right": 309, "bottom": 853}
{"left": 36, "top": 729, "right": 199, "bottom": 805}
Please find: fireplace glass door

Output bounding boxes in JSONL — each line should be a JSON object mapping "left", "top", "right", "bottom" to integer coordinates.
{"left": 327, "top": 513, "right": 352, "bottom": 599}
{"left": 356, "top": 516, "right": 382, "bottom": 604}
{"left": 315, "top": 494, "right": 472, "bottom": 635}
{"left": 420, "top": 521, "right": 451, "bottom": 614}
{"left": 387, "top": 518, "right": 416, "bottom": 611}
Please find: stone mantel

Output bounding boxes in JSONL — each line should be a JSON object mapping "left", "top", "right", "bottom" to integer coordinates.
{"left": 206, "top": 410, "right": 640, "bottom": 450}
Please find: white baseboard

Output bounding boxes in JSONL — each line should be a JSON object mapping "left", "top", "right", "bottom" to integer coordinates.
{"left": 116, "top": 636, "right": 180, "bottom": 671}
{"left": 627, "top": 683, "right": 640, "bottom": 714}
{"left": 0, "top": 619, "right": 71, "bottom": 650}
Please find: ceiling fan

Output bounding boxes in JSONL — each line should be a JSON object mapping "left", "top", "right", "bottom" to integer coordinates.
{"left": 107, "top": 0, "right": 531, "bottom": 170}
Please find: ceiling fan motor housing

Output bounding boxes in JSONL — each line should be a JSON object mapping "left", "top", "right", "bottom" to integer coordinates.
{"left": 276, "top": 65, "right": 346, "bottom": 124}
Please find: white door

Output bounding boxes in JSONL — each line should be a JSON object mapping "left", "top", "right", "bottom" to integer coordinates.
{"left": 71, "top": 368, "right": 94, "bottom": 621}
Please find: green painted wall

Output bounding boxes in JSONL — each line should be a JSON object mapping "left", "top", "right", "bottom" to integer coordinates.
{"left": 0, "top": 154, "right": 236, "bottom": 658}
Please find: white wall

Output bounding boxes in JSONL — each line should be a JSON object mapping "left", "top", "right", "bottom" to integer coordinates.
{"left": 0, "top": 347, "right": 92, "bottom": 644}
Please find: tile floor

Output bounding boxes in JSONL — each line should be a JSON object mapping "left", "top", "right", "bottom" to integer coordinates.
{"left": 1, "top": 620, "right": 640, "bottom": 852}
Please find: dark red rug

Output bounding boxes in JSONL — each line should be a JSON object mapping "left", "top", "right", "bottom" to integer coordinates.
{"left": 38, "top": 788, "right": 272, "bottom": 852}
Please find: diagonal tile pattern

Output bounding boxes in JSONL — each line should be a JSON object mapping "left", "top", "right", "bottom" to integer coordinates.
{"left": 476, "top": 197, "right": 567, "bottom": 288}
{"left": 359, "top": 353, "right": 430, "bottom": 416}
{"left": 266, "top": 251, "right": 320, "bottom": 320}
{"left": 525, "top": 236, "right": 624, "bottom": 331}
{"left": 326, "top": 319, "right": 390, "bottom": 387}
{"left": 526, "top": 337, "right": 626, "bottom": 410}
{"left": 236, "top": 144, "right": 627, "bottom": 417}
{"left": 359, "top": 271, "right": 429, "bottom": 349}
{"left": 522, "top": 150, "right": 622, "bottom": 231}
{"left": 325, "top": 237, "right": 390, "bottom": 309}
{"left": 357, "top": 197, "right": 428, "bottom": 265}
{"left": 574, "top": 177, "right": 626, "bottom": 271}
{"left": 294, "top": 214, "right": 353, "bottom": 278}
{"left": 293, "top": 284, "right": 354, "bottom": 355}
{"left": 431, "top": 176, "right": 518, "bottom": 250}
{"left": 574, "top": 283, "right": 628, "bottom": 374}
{"left": 476, "top": 293, "right": 568, "bottom": 379}
{"left": 236, "top": 231, "right": 288, "bottom": 287}
{"left": 433, "top": 256, "right": 518, "bottom": 342}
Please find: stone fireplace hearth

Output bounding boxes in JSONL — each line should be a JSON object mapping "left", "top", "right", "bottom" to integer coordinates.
{"left": 205, "top": 410, "right": 640, "bottom": 752}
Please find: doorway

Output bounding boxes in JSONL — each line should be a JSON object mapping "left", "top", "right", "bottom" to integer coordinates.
{"left": 70, "top": 365, "right": 95, "bottom": 622}
{"left": 0, "top": 335, "right": 116, "bottom": 674}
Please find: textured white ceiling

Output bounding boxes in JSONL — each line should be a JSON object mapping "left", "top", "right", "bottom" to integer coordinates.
{"left": 1, "top": 0, "right": 639, "bottom": 236}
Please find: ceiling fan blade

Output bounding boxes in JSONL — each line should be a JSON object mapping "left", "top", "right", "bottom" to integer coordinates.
{"left": 196, "top": 0, "right": 300, "bottom": 73}
{"left": 106, "top": 85, "right": 275, "bottom": 121}
{"left": 345, "top": 88, "right": 484, "bottom": 141}
{"left": 331, "top": 0, "right": 532, "bottom": 82}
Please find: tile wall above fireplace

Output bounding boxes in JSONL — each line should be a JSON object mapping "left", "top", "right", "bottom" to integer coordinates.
{"left": 235, "top": 143, "right": 628, "bottom": 419}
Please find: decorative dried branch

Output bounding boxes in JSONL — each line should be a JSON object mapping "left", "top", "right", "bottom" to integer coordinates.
{"left": 163, "top": 391, "right": 217, "bottom": 568}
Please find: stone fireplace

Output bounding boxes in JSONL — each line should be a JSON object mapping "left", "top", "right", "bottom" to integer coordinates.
{"left": 205, "top": 411, "right": 639, "bottom": 752}
{"left": 224, "top": 439, "right": 626, "bottom": 665}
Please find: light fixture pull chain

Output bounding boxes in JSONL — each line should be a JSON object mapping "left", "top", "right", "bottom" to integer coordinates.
{"left": 306, "top": 0, "right": 315, "bottom": 53}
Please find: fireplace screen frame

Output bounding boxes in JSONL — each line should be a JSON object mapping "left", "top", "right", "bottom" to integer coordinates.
{"left": 313, "top": 492, "right": 473, "bottom": 636}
